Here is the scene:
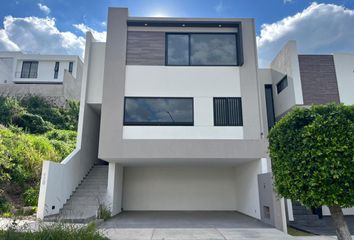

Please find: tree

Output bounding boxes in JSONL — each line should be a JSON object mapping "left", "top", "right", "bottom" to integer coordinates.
{"left": 268, "top": 104, "right": 354, "bottom": 240}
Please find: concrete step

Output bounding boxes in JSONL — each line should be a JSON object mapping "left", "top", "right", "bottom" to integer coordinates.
{"left": 72, "top": 190, "right": 106, "bottom": 199}
{"left": 78, "top": 184, "right": 107, "bottom": 189}
{"left": 64, "top": 203, "right": 101, "bottom": 209}
{"left": 62, "top": 205, "right": 100, "bottom": 212}
{"left": 67, "top": 195, "right": 105, "bottom": 202}
{"left": 59, "top": 211, "right": 97, "bottom": 222}
{"left": 65, "top": 198, "right": 100, "bottom": 204}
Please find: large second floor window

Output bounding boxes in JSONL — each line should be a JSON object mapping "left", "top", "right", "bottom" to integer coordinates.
{"left": 166, "top": 33, "right": 238, "bottom": 66}
{"left": 21, "top": 61, "right": 38, "bottom": 78}
{"left": 124, "top": 97, "right": 194, "bottom": 126}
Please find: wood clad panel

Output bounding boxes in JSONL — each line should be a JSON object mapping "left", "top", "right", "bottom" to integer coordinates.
{"left": 126, "top": 31, "right": 165, "bottom": 65}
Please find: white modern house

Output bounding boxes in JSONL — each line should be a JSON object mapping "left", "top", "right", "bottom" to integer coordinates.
{"left": 0, "top": 51, "right": 83, "bottom": 102}
{"left": 259, "top": 40, "right": 354, "bottom": 227}
{"left": 36, "top": 7, "right": 353, "bottom": 232}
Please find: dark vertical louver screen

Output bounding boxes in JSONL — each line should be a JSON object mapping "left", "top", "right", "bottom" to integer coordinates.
{"left": 214, "top": 97, "right": 243, "bottom": 126}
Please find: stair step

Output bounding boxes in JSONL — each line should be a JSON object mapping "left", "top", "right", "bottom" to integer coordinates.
{"left": 65, "top": 198, "right": 102, "bottom": 205}
{"left": 68, "top": 195, "right": 105, "bottom": 201}
{"left": 62, "top": 205, "right": 100, "bottom": 211}
{"left": 59, "top": 210, "right": 97, "bottom": 219}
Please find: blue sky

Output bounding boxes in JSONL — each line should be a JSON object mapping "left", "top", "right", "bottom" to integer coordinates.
{"left": 0, "top": 0, "right": 354, "bottom": 66}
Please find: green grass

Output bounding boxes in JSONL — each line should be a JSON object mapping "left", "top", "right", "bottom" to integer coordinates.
{"left": 287, "top": 227, "right": 315, "bottom": 236}
{"left": 0, "top": 95, "right": 79, "bottom": 216}
{"left": 0, "top": 222, "right": 108, "bottom": 240}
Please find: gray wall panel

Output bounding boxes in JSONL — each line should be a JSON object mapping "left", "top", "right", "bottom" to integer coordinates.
{"left": 126, "top": 31, "right": 165, "bottom": 65}
{"left": 298, "top": 55, "right": 340, "bottom": 105}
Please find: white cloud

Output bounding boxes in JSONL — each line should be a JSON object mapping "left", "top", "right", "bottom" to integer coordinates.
{"left": 73, "top": 23, "right": 106, "bottom": 42}
{"left": 215, "top": 0, "right": 224, "bottom": 13}
{"left": 37, "top": 3, "right": 51, "bottom": 15}
{"left": 283, "top": 0, "right": 293, "bottom": 4}
{"left": 0, "top": 16, "right": 85, "bottom": 57}
{"left": 0, "top": 29, "right": 20, "bottom": 51}
{"left": 257, "top": 2, "right": 354, "bottom": 67}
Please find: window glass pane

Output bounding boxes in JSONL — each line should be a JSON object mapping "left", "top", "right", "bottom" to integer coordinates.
{"left": 276, "top": 76, "right": 288, "bottom": 94}
{"left": 190, "top": 34, "right": 237, "bottom": 65}
{"left": 124, "top": 98, "right": 193, "bottom": 125}
{"left": 167, "top": 34, "right": 189, "bottom": 65}
{"left": 29, "top": 62, "right": 38, "bottom": 78}
{"left": 54, "top": 62, "right": 59, "bottom": 79}
{"left": 21, "top": 62, "right": 31, "bottom": 78}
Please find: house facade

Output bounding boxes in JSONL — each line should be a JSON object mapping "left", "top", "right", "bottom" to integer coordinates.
{"left": 0, "top": 51, "right": 83, "bottom": 102}
{"left": 37, "top": 8, "right": 353, "bottom": 231}
{"left": 259, "top": 41, "right": 354, "bottom": 224}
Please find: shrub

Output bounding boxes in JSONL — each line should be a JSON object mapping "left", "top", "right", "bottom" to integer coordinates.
{"left": 0, "top": 97, "right": 25, "bottom": 126}
{"left": 13, "top": 113, "right": 53, "bottom": 134}
{"left": 45, "top": 129, "right": 77, "bottom": 143}
{"left": 0, "top": 222, "right": 108, "bottom": 240}
{"left": 23, "top": 187, "right": 39, "bottom": 207}
{"left": 20, "top": 96, "right": 79, "bottom": 131}
{"left": 98, "top": 205, "right": 111, "bottom": 221}
{"left": 0, "top": 195, "right": 12, "bottom": 215}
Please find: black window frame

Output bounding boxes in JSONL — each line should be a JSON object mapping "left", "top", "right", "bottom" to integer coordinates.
{"left": 165, "top": 32, "right": 240, "bottom": 66}
{"left": 54, "top": 62, "right": 60, "bottom": 79}
{"left": 213, "top": 97, "right": 243, "bottom": 126}
{"left": 123, "top": 97, "right": 194, "bottom": 126}
{"left": 276, "top": 75, "right": 288, "bottom": 94}
{"left": 20, "top": 61, "right": 38, "bottom": 78}
{"left": 68, "top": 61, "right": 74, "bottom": 73}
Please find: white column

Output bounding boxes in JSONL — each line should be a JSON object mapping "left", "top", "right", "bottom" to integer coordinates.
{"left": 106, "top": 163, "right": 124, "bottom": 216}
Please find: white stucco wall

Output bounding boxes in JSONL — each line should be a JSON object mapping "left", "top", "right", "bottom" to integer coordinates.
{"left": 107, "top": 163, "right": 124, "bottom": 215}
{"left": 123, "top": 66, "right": 243, "bottom": 139}
{"left": 270, "top": 41, "right": 303, "bottom": 118}
{"left": 122, "top": 161, "right": 262, "bottom": 218}
{"left": 123, "top": 166, "right": 238, "bottom": 211}
{"left": 234, "top": 159, "right": 262, "bottom": 219}
{"left": 87, "top": 42, "right": 105, "bottom": 104}
{"left": 333, "top": 53, "right": 354, "bottom": 105}
{"left": 0, "top": 57, "right": 14, "bottom": 83}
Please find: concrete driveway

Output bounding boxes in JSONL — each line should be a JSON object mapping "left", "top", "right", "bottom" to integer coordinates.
{"left": 99, "top": 211, "right": 297, "bottom": 240}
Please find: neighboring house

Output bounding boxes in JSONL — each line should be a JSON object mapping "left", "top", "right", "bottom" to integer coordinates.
{"left": 36, "top": 8, "right": 353, "bottom": 232}
{"left": 258, "top": 40, "right": 354, "bottom": 226}
{"left": 0, "top": 51, "right": 83, "bottom": 102}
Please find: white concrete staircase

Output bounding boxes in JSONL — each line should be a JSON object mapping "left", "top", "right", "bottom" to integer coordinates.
{"left": 45, "top": 165, "right": 108, "bottom": 223}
